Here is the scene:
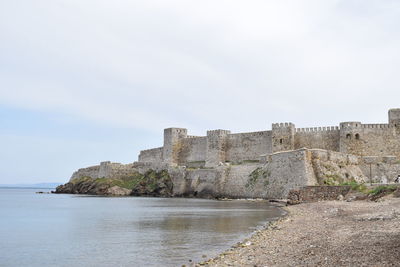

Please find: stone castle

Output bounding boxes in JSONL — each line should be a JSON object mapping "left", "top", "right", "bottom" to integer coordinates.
{"left": 70, "top": 109, "right": 400, "bottom": 199}
{"left": 139, "top": 108, "right": 400, "bottom": 167}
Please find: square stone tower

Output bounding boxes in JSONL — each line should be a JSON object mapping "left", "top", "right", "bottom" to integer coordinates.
{"left": 163, "top": 128, "right": 187, "bottom": 165}
{"left": 271, "top": 123, "right": 295, "bottom": 152}
{"left": 389, "top": 108, "right": 400, "bottom": 127}
{"left": 205, "top": 129, "right": 231, "bottom": 167}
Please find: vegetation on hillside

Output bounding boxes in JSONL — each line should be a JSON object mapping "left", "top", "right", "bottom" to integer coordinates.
{"left": 57, "top": 169, "right": 173, "bottom": 196}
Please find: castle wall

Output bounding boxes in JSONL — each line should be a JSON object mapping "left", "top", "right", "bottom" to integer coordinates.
{"left": 225, "top": 131, "right": 272, "bottom": 163}
{"left": 220, "top": 165, "right": 263, "bottom": 198}
{"left": 263, "top": 149, "right": 317, "bottom": 199}
{"left": 175, "top": 149, "right": 320, "bottom": 199}
{"left": 70, "top": 161, "right": 137, "bottom": 181}
{"left": 172, "top": 165, "right": 267, "bottom": 199}
{"left": 180, "top": 168, "right": 223, "bottom": 197}
{"left": 339, "top": 123, "right": 400, "bottom": 158}
{"left": 294, "top": 127, "right": 340, "bottom": 151}
{"left": 205, "top": 130, "right": 231, "bottom": 167}
{"left": 70, "top": 165, "right": 100, "bottom": 181}
{"left": 69, "top": 149, "right": 400, "bottom": 199}
{"left": 179, "top": 136, "right": 207, "bottom": 164}
{"left": 138, "top": 147, "right": 163, "bottom": 162}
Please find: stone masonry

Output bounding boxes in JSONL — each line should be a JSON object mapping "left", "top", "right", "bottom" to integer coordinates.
{"left": 139, "top": 108, "right": 400, "bottom": 166}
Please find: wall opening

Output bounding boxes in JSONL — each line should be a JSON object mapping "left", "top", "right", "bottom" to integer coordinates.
{"left": 279, "top": 139, "right": 283, "bottom": 144}
{"left": 346, "top": 134, "right": 351, "bottom": 139}
{"left": 355, "top": 133, "right": 360, "bottom": 140}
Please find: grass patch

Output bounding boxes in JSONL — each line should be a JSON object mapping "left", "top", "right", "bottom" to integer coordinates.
{"left": 340, "top": 180, "right": 367, "bottom": 193}
{"left": 71, "top": 176, "right": 93, "bottom": 184}
{"left": 368, "top": 185, "right": 397, "bottom": 196}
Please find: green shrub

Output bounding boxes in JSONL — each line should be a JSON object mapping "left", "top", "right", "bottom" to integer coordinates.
{"left": 323, "top": 177, "right": 337, "bottom": 186}
{"left": 340, "top": 180, "right": 367, "bottom": 192}
{"left": 368, "top": 185, "right": 397, "bottom": 196}
{"left": 246, "top": 168, "right": 270, "bottom": 188}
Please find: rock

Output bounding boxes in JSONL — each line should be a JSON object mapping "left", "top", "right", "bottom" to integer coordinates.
{"left": 287, "top": 189, "right": 301, "bottom": 205}
{"left": 106, "top": 186, "right": 131, "bottom": 196}
{"left": 130, "top": 170, "right": 173, "bottom": 197}
{"left": 345, "top": 191, "right": 368, "bottom": 202}
{"left": 54, "top": 182, "right": 74, "bottom": 194}
{"left": 393, "top": 188, "right": 400, "bottom": 198}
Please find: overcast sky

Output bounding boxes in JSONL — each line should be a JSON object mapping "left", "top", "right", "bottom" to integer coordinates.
{"left": 1, "top": 0, "right": 400, "bottom": 184}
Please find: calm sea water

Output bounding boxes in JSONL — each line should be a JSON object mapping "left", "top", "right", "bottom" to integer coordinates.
{"left": 0, "top": 188, "right": 283, "bottom": 267}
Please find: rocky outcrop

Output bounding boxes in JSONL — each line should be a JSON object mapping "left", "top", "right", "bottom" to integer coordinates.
{"left": 130, "top": 170, "right": 173, "bottom": 197}
{"left": 106, "top": 186, "right": 132, "bottom": 196}
{"left": 54, "top": 177, "right": 110, "bottom": 195}
{"left": 55, "top": 170, "right": 173, "bottom": 197}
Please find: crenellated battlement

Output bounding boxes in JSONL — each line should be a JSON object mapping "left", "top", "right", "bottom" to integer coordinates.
{"left": 186, "top": 135, "right": 201, "bottom": 139}
{"left": 296, "top": 126, "right": 339, "bottom": 133}
{"left": 228, "top": 131, "right": 270, "bottom": 137}
{"left": 339, "top": 122, "right": 393, "bottom": 129}
{"left": 272, "top": 122, "right": 295, "bottom": 129}
{"left": 206, "top": 129, "right": 231, "bottom": 136}
{"left": 361, "top": 123, "right": 392, "bottom": 129}
{"left": 164, "top": 127, "right": 187, "bottom": 134}
{"left": 340, "top": 122, "right": 362, "bottom": 129}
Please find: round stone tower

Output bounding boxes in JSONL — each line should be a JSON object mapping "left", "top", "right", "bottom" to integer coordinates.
{"left": 388, "top": 108, "right": 400, "bottom": 126}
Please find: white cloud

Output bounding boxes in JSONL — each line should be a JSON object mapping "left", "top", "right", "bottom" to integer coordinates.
{"left": 1, "top": 0, "right": 400, "bottom": 135}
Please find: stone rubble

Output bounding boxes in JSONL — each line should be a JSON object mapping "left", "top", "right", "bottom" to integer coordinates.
{"left": 196, "top": 197, "right": 400, "bottom": 267}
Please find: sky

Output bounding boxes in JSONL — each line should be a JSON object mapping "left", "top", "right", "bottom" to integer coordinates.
{"left": 1, "top": 0, "right": 400, "bottom": 184}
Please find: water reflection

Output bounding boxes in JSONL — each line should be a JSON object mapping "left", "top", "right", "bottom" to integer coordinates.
{"left": 0, "top": 189, "right": 283, "bottom": 267}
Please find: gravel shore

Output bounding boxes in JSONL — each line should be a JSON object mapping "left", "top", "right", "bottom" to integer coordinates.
{"left": 197, "top": 197, "right": 400, "bottom": 267}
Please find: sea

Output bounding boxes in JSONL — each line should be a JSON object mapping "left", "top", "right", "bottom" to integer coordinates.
{"left": 0, "top": 188, "right": 284, "bottom": 267}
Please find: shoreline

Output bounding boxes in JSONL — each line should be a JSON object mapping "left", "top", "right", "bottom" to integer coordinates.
{"left": 196, "top": 197, "right": 400, "bottom": 266}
